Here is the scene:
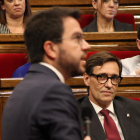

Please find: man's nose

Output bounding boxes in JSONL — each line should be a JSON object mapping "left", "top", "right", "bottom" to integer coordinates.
{"left": 81, "top": 39, "right": 91, "bottom": 51}
{"left": 104, "top": 78, "right": 113, "bottom": 88}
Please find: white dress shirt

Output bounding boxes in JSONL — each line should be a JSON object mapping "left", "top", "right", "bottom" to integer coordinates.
{"left": 90, "top": 99, "right": 125, "bottom": 140}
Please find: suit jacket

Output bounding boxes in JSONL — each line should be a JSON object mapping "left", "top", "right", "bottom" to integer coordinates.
{"left": 2, "top": 63, "right": 82, "bottom": 140}
{"left": 77, "top": 96, "right": 140, "bottom": 140}
{"left": 82, "top": 18, "right": 134, "bottom": 32}
{"left": 121, "top": 55, "right": 140, "bottom": 75}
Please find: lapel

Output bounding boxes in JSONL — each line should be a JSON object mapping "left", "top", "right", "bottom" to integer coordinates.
{"left": 114, "top": 19, "right": 124, "bottom": 31}
{"left": 83, "top": 18, "right": 98, "bottom": 32}
{"left": 80, "top": 96, "right": 107, "bottom": 140}
{"left": 113, "top": 97, "right": 132, "bottom": 140}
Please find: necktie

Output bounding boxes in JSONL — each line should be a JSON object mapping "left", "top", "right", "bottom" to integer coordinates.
{"left": 100, "top": 110, "right": 121, "bottom": 140}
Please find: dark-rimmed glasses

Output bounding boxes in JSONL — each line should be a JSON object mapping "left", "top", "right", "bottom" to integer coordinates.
{"left": 90, "top": 73, "right": 122, "bottom": 85}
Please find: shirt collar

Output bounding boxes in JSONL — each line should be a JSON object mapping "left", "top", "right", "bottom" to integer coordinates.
{"left": 39, "top": 62, "right": 65, "bottom": 83}
{"left": 89, "top": 98, "right": 115, "bottom": 115}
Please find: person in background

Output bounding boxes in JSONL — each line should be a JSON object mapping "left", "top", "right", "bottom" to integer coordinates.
{"left": 121, "top": 25, "right": 140, "bottom": 75}
{"left": 12, "top": 62, "right": 30, "bottom": 77}
{"left": 77, "top": 51, "right": 140, "bottom": 140}
{"left": 2, "top": 7, "right": 91, "bottom": 140}
{"left": 83, "top": 0, "right": 134, "bottom": 32}
{"left": 0, "top": 0, "right": 31, "bottom": 33}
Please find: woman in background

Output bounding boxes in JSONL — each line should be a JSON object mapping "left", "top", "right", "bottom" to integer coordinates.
{"left": 83, "top": 0, "right": 134, "bottom": 32}
{"left": 0, "top": 0, "right": 31, "bottom": 33}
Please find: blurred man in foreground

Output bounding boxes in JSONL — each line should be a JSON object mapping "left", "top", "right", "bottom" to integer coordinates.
{"left": 2, "top": 7, "right": 90, "bottom": 140}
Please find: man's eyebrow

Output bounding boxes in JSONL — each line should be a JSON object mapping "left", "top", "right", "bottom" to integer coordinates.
{"left": 97, "top": 73, "right": 107, "bottom": 75}
{"left": 72, "top": 32, "right": 83, "bottom": 36}
{"left": 97, "top": 73, "right": 119, "bottom": 77}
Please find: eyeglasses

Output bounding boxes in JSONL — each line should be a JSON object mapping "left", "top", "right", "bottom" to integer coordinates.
{"left": 90, "top": 73, "right": 122, "bottom": 85}
{"left": 53, "top": 33, "right": 85, "bottom": 46}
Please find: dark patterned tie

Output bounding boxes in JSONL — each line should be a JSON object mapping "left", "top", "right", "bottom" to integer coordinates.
{"left": 100, "top": 110, "right": 121, "bottom": 140}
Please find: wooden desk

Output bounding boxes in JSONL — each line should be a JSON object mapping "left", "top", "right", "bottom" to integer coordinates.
{"left": 0, "top": 32, "right": 137, "bottom": 53}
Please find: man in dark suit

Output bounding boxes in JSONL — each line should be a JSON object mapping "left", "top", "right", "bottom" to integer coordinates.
{"left": 2, "top": 7, "right": 90, "bottom": 140}
{"left": 77, "top": 51, "right": 140, "bottom": 140}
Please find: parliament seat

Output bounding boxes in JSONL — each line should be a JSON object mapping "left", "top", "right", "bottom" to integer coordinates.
{"left": 0, "top": 53, "right": 28, "bottom": 78}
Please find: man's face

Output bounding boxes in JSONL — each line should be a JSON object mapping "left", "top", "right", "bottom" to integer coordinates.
{"left": 57, "top": 17, "right": 90, "bottom": 78}
{"left": 84, "top": 61, "right": 119, "bottom": 108}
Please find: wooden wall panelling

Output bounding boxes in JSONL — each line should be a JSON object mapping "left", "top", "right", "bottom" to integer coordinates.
{"left": 29, "top": 0, "right": 140, "bottom": 6}
{"left": 0, "top": 33, "right": 137, "bottom": 53}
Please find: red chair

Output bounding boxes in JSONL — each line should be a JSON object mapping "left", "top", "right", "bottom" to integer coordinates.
{"left": 0, "top": 53, "right": 28, "bottom": 78}
{"left": 129, "top": 98, "right": 140, "bottom": 101}
{"left": 79, "top": 14, "right": 136, "bottom": 31}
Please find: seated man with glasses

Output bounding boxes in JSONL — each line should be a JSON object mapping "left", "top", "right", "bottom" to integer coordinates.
{"left": 77, "top": 51, "right": 140, "bottom": 140}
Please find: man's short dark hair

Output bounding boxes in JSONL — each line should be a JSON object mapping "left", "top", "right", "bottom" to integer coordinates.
{"left": 137, "top": 25, "right": 140, "bottom": 40}
{"left": 86, "top": 51, "right": 122, "bottom": 76}
{"left": 24, "top": 7, "right": 81, "bottom": 63}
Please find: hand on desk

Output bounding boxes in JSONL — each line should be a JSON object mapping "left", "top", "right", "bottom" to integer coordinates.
{"left": 135, "top": 68, "right": 140, "bottom": 75}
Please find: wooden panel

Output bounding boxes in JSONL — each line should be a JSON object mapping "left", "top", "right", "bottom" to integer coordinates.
{"left": 0, "top": 44, "right": 26, "bottom": 53}
{"left": 0, "top": 78, "right": 23, "bottom": 88}
{"left": 84, "top": 32, "right": 137, "bottom": 41}
{"left": 89, "top": 45, "right": 138, "bottom": 51}
{"left": 31, "top": 6, "right": 140, "bottom": 15}
{"left": 0, "top": 32, "right": 136, "bottom": 42}
{"left": 2, "top": 44, "right": 138, "bottom": 53}
{"left": 0, "top": 77, "right": 139, "bottom": 88}
{"left": 29, "top": 0, "right": 140, "bottom": 6}
{"left": 0, "top": 33, "right": 137, "bottom": 54}
{"left": 0, "top": 34, "right": 24, "bottom": 42}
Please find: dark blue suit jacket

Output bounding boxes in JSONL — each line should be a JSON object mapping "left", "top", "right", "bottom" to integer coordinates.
{"left": 77, "top": 96, "right": 140, "bottom": 140}
{"left": 2, "top": 63, "right": 82, "bottom": 140}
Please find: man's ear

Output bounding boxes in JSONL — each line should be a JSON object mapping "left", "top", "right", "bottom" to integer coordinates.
{"left": 92, "top": 0, "right": 97, "bottom": 10}
{"left": 83, "top": 73, "right": 90, "bottom": 86}
{"left": 136, "top": 39, "right": 140, "bottom": 50}
{"left": 43, "top": 41, "right": 58, "bottom": 59}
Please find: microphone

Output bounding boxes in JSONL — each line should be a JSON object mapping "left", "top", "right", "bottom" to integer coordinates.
{"left": 81, "top": 106, "right": 92, "bottom": 137}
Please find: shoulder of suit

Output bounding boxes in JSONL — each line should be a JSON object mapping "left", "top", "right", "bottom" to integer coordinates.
{"left": 115, "top": 96, "right": 140, "bottom": 105}
{"left": 82, "top": 19, "right": 96, "bottom": 32}
{"left": 114, "top": 19, "right": 134, "bottom": 31}
{"left": 77, "top": 96, "right": 87, "bottom": 105}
